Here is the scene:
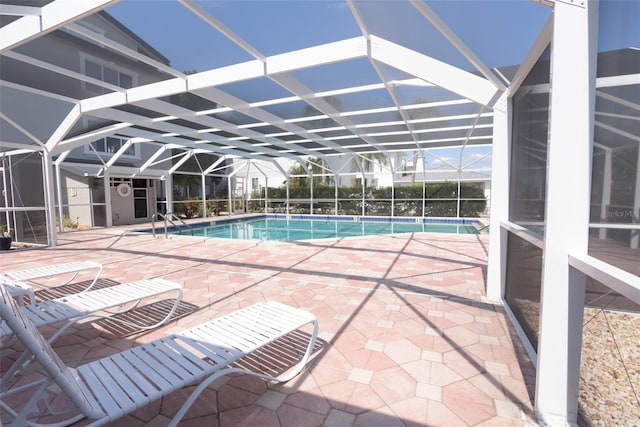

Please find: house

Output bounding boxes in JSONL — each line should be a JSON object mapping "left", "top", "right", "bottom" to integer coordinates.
{"left": 1, "top": 10, "right": 226, "bottom": 234}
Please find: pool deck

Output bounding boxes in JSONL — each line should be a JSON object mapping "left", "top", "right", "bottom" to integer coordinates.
{"left": 0, "top": 223, "right": 537, "bottom": 426}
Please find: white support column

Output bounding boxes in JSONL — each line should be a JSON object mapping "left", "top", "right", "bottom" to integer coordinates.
{"left": 286, "top": 179, "right": 290, "bottom": 215}
{"left": 227, "top": 180, "right": 233, "bottom": 216}
{"left": 598, "top": 148, "right": 611, "bottom": 239}
{"left": 41, "top": 151, "right": 57, "bottom": 247}
{"left": 334, "top": 180, "right": 339, "bottom": 215}
{"left": 55, "top": 162, "right": 64, "bottom": 233}
{"left": 265, "top": 177, "right": 269, "bottom": 213}
{"left": 103, "top": 170, "right": 112, "bottom": 227}
{"left": 631, "top": 147, "right": 640, "bottom": 248}
{"left": 422, "top": 170, "right": 426, "bottom": 218}
{"left": 165, "top": 174, "right": 173, "bottom": 214}
{"left": 309, "top": 168, "right": 312, "bottom": 215}
{"left": 535, "top": 1, "right": 598, "bottom": 425}
{"left": 201, "top": 174, "right": 207, "bottom": 218}
{"left": 360, "top": 158, "right": 366, "bottom": 216}
{"left": 486, "top": 94, "right": 511, "bottom": 300}
{"left": 456, "top": 175, "right": 462, "bottom": 218}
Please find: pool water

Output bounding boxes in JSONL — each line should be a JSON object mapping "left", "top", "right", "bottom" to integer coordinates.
{"left": 179, "top": 218, "right": 478, "bottom": 241}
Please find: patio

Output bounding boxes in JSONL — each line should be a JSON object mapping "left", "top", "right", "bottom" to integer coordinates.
{"left": 0, "top": 227, "right": 535, "bottom": 426}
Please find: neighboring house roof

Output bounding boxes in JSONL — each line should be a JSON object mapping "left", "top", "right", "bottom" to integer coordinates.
{"left": 398, "top": 169, "right": 491, "bottom": 183}
{"left": 97, "top": 11, "right": 171, "bottom": 66}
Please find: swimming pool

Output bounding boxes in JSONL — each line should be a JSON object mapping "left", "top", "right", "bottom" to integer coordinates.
{"left": 164, "top": 215, "right": 480, "bottom": 241}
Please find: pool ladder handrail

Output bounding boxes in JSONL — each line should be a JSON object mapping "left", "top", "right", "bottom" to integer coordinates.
{"left": 151, "top": 212, "right": 194, "bottom": 238}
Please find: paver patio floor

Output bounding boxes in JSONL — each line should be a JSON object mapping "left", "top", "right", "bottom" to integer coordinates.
{"left": 0, "top": 225, "right": 537, "bottom": 426}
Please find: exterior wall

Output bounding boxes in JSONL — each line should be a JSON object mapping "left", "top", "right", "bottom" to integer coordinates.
{"left": 1, "top": 13, "right": 174, "bottom": 230}
{"left": 110, "top": 179, "right": 158, "bottom": 225}
{"left": 62, "top": 172, "right": 93, "bottom": 227}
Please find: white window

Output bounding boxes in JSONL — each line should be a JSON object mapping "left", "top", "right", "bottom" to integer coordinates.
{"left": 82, "top": 56, "right": 135, "bottom": 93}
{"left": 86, "top": 136, "right": 137, "bottom": 158}
{"left": 252, "top": 178, "right": 259, "bottom": 189}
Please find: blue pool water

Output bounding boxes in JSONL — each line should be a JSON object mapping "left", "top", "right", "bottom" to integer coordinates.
{"left": 170, "top": 216, "right": 479, "bottom": 241}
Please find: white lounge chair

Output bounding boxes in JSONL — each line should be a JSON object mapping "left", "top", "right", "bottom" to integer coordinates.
{"left": 2, "top": 261, "right": 103, "bottom": 304}
{"left": 0, "top": 278, "right": 183, "bottom": 392}
{"left": 0, "top": 277, "right": 183, "bottom": 342}
{"left": 0, "top": 284, "right": 318, "bottom": 427}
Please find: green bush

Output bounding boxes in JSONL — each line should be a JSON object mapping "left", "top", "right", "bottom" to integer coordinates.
{"left": 182, "top": 201, "right": 202, "bottom": 219}
{"left": 259, "top": 182, "right": 486, "bottom": 217}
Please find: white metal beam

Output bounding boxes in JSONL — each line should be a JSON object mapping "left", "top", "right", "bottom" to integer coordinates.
{"left": 89, "top": 105, "right": 306, "bottom": 163}
{"left": 370, "top": 36, "right": 499, "bottom": 107}
{"left": 203, "top": 157, "right": 227, "bottom": 175}
{"left": 268, "top": 72, "right": 391, "bottom": 156}
{"left": 111, "top": 125, "right": 286, "bottom": 166}
{"left": 267, "top": 37, "right": 368, "bottom": 74}
{"left": 509, "top": 14, "right": 553, "bottom": 94}
{"left": 45, "top": 104, "right": 81, "bottom": 152}
{"left": 410, "top": 0, "right": 507, "bottom": 92}
{"left": 535, "top": 1, "right": 598, "bottom": 424}
{"left": 192, "top": 86, "right": 358, "bottom": 157}
{"left": 1, "top": 51, "right": 124, "bottom": 93}
{"left": 0, "top": 0, "right": 118, "bottom": 52}
{"left": 52, "top": 122, "right": 132, "bottom": 154}
{"left": 178, "top": 0, "right": 265, "bottom": 61}
{"left": 133, "top": 97, "right": 322, "bottom": 159}
{"left": 169, "top": 151, "right": 194, "bottom": 174}
{"left": 0, "top": 111, "right": 45, "bottom": 148}
{"left": 138, "top": 145, "right": 168, "bottom": 174}
{"left": 65, "top": 22, "right": 183, "bottom": 79}
{"left": 1, "top": 79, "right": 78, "bottom": 105}
{"left": 0, "top": 5, "right": 41, "bottom": 16}
{"left": 486, "top": 93, "right": 510, "bottom": 301}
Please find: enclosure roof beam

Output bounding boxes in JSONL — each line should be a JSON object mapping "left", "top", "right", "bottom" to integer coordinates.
{"left": 52, "top": 122, "right": 132, "bottom": 154}
{"left": 137, "top": 145, "right": 167, "bottom": 175}
{"left": 169, "top": 151, "right": 194, "bottom": 174}
{"left": 115, "top": 127, "right": 285, "bottom": 165}
{"left": 0, "top": 0, "right": 117, "bottom": 52}
{"left": 84, "top": 107, "right": 304, "bottom": 162}
{"left": 410, "top": 0, "right": 507, "bottom": 92}
{"left": 132, "top": 98, "right": 318, "bottom": 160}
{"left": 203, "top": 156, "right": 227, "bottom": 175}
{"left": 370, "top": 36, "right": 499, "bottom": 107}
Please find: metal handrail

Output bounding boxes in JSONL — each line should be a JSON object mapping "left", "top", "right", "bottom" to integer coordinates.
{"left": 151, "top": 212, "right": 194, "bottom": 238}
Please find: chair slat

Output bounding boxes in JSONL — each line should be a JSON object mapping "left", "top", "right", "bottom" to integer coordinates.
{"left": 2, "top": 285, "right": 318, "bottom": 427}
{"left": 79, "top": 364, "right": 124, "bottom": 418}
{"left": 98, "top": 358, "right": 149, "bottom": 405}
{"left": 108, "top": 352, "right": 164, "bottom": 399}
{"left": 3, "top": 261, "right": 101, "bottom": 281}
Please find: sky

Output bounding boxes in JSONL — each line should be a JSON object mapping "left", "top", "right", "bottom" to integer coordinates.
{"left": 104, "top": 0, "right": 638, "bottom": 172}
{"left": 107, "top": 0, "right": 553, "bottom": 74}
